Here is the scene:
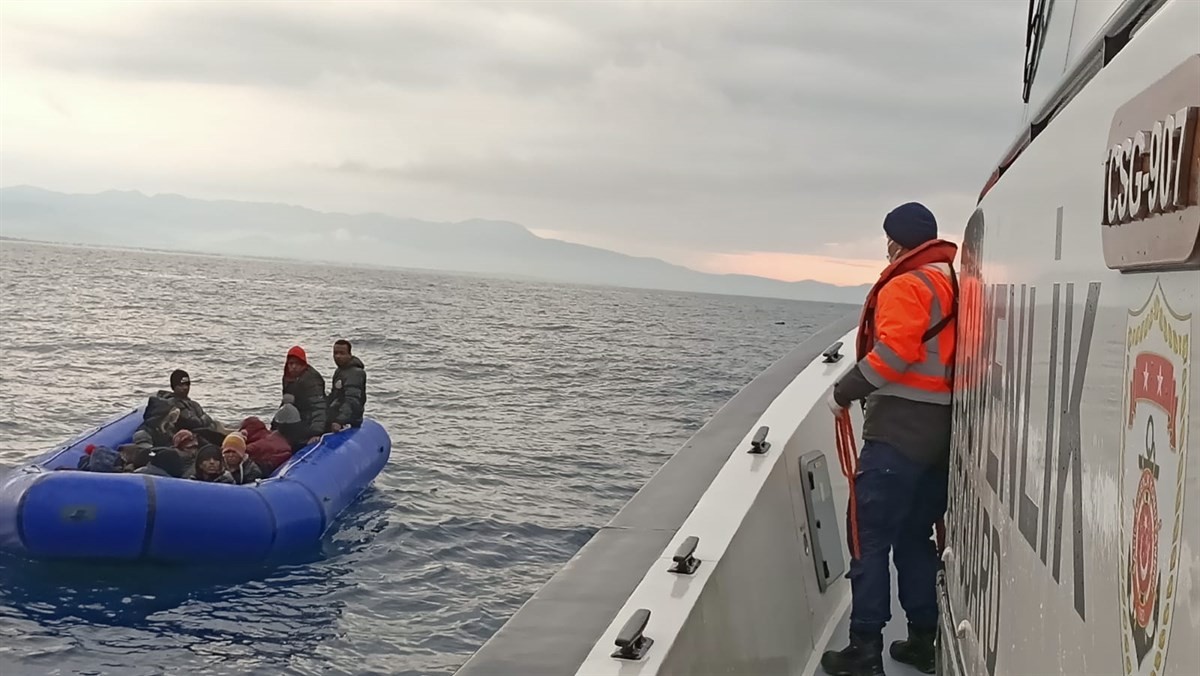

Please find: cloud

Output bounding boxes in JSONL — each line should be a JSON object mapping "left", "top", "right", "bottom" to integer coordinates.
{"left": 2, "top": 3, "right": 605, "bottom": 93}
{"left": 0, "top": 0, "right": 1027, "bottom": 283}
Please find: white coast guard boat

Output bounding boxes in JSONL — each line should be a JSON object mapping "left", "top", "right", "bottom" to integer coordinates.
{"left": 455, "top": 1, "right": 1200, "bottom": 673}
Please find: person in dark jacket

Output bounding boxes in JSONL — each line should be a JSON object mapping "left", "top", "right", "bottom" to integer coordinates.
{"left": 138, "top": 401, "right": 181, "bottom": 448}
{"left": 172, "top": 429, "right": 201, "bottom": 479}
{"left": 275, "top": 398, "right": 315, "bottom": 451}
{"left": 327, "top": 339, "right": 367, "bottom": 432}
{"left": 119, "top": 444, "right": 151, "bottom": 472}
{"left": 77, "top": 445, "right": 121, "bottom": 472}
{"left": 221, "top": 433, "right": 263, "bottom": 485}
{"left": 282, "top": 346, "right": 326, "bottom": 443}
{"left": 151, "top": 370, "right": 225, "bottom": 438}
{"left": 193, "top": 445, "right": 235, "bottom": 484}
{"left": 135, "top": 448, "right": 185, "bottom": 478}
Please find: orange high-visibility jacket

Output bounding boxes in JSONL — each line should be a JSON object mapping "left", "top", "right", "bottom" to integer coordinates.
{"left": 857, "top": 241, "right": 958, "bottom": 405}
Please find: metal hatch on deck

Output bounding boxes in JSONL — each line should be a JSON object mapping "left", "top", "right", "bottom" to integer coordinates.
{"left": 800, "top": 450, "right": 846, "bottom": 592}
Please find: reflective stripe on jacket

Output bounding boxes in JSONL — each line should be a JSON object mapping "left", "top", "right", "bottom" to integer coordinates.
{"left": 859, "top": 261, "right": 957, "bottom": 405}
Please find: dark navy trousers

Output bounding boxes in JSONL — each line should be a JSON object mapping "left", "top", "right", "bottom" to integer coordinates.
{"left": 847, "top": 439, "right": 948, "bottom": 636}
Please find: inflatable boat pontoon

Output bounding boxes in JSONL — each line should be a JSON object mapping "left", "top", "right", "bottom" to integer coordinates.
{"left": 0, "top": 407, "right": 391, "bottom": 564}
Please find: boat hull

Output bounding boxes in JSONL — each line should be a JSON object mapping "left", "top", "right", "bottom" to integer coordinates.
{"left": 0, "top": 408, "right": 391, "bottom": 563}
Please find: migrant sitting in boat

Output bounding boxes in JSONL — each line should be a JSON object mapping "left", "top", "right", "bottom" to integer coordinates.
{"left": 283, "top": 346, "right": 328, "bottom": 445}
{"left": 327, "top": 339, "right": 367, "bottom": 433}
{"left": 149, "top": 370, "right": 229, "bottom": 444}
{"left": 171, "top": 430, "right": 201, "bottom": 479}
{"left": 240, "top": 405, "right": 305, "bottom": 475}
{"left": 220, "top": 433, "right": 263, "bottom": 485}
{"left": 193, "top": 445, "right": 235, "bottom": 484}
{"left": 135, "top": 447, "right": 186, "bottom": 479}
{"left": 70, "top": 340, "right": 369, "bottom": 484}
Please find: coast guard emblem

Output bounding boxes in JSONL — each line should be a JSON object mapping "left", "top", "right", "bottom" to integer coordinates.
{"left": 1119, "top": 280, "right": 1191, "bottom": 676}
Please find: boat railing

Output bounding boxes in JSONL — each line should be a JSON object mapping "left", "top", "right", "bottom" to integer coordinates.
{"left": 569, "top": 326, "right": 861, "bottom": 675}
{"left": 453, "top": 313, "right": 860, "bottom": 676}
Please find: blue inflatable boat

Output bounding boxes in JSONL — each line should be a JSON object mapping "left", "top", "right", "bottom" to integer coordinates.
{"left": 0, "top": 407, "right": 391, "bottom": 563}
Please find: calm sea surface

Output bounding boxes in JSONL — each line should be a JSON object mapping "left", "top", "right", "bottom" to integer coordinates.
{"left": 0, "top": 240, "right": 849, "bottom": 675}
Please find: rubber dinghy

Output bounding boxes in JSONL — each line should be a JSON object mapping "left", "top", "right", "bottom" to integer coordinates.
{"left": 0, "top": 407, "right": 391, "bottom": 563}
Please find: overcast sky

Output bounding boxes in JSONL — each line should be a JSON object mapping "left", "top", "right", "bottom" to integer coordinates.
{"left": 0, "top": 0, "right": 1028, "bottom": 285}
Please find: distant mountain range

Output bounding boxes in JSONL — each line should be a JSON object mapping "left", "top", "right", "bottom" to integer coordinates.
{"left": 0, "top": 185, "right": 869, "bottom": 304}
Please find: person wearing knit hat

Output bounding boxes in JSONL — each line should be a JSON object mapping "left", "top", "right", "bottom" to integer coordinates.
{"left": 282, "top": 345, "right": 328, "bottom": 446}
{"left": 882, "top": 202, "right": 939, "bottom": 255}
{"left": 171, "top": 429, "right": 202, "bottom": 479}
{"left": 821, "top": 202, "right": 959, "bottom": 676}
{"left": 193, "top": 445, "right": 235, "bottom": 483}
{"left": 172, "top": 429, "right": 195, "bottom": 449}
{"left": 221, "top": 432, "right": 246, "bottom": 454}
{"left": 274, "top": 398, "right": 301, "bottom": 425}
{"left": 157, "top": 369, "right": 223, "bottom": 436}
{"left": 77, "top": 445, "right": 121, "bottom": 472}
{"left": 221, "top": 432, "right": 263, "bottom": 485}
{"left": 272, "top": 400, "right": 309, "bottom": 450}
{"left": 135, "top": 448, "right": 186, "bottom": 479}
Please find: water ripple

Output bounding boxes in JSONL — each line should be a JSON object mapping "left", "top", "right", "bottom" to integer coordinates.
{"left": 0, "top": 240, "right": 848, "bottom": 675}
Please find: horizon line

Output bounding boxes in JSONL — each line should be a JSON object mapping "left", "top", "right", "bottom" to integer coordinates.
{"left": 0, "top": 183, "right": 880, "bottom": 290}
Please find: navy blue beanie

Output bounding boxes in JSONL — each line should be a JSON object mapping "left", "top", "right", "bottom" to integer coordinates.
{"left": 77, "top": 445, "right": 121, "bottom": 472}
{"left": 883, "top": 202, "right": 938, "bottom": 250}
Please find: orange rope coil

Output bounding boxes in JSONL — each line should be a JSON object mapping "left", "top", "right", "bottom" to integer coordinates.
{"left": 834, "top": 406, "right": 946, "bottom": 561}
{"left": 834, "top": 407, "right": 861, "bottom": 560}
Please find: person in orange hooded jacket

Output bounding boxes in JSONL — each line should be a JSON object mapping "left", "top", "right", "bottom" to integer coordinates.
{"left": 821, "top": 202, "right": 957, "bottom": 676}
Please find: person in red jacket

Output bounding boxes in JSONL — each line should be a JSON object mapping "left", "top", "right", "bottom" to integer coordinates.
{"left": 240, "top": 414, "right": 295, "bottom": 476}
{"left": 822, "top": 202, "right": 957, "bottom": 676}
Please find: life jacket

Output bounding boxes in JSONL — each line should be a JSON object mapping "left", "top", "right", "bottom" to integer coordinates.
{"left": 856, "top": 239, "right": 959, "bottom": 405}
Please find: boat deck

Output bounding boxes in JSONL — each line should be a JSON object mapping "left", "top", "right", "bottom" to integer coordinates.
{"left": 814, "top": 568, "right": 925, "bottom": 676}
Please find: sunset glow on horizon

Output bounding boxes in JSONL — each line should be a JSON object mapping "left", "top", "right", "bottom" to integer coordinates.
{"left": 695, "top": 251, "right": 886, "bottom": 287}
{"left": 694, "top": 232, "right": 964, "bottom": 287}
{"left": 528, "top": 225, "right": 963, "bottom": 288}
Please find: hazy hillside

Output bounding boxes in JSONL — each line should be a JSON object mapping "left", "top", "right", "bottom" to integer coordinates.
{"left": 0, "top": 186, "right": 869, "bottom": 304}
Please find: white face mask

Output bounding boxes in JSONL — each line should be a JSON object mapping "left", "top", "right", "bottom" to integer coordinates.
{"left": 886, "top": 239, "right": 904, "bottom": 263}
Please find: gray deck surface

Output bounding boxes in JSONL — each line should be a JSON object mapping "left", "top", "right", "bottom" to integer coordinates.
{"left": 814, "top": 568, "right": 924, "bottom": 676}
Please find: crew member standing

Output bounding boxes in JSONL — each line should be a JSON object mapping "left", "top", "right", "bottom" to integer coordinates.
{"left": 821, "top": 202, "right": 958, "bottom": 676}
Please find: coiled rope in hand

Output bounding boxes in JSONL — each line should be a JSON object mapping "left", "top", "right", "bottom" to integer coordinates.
{"left": 834, "top": 407, "right": 861, "bottom": 560}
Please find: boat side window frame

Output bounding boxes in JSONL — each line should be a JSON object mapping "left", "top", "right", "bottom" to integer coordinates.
{"left": 979, "top": 0, "right": 1166, "bottom": 204}
{"left": 1022, "top": 0, "right": 1054, "bottom": 104}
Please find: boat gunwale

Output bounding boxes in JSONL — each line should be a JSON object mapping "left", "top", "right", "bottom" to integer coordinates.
{"left": 453, "top": 313, "right": 859, "bottom": 676}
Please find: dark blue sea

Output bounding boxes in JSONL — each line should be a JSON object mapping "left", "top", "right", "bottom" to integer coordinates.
{"left": 0, "top": 240, "right": 848, "bottom": 675}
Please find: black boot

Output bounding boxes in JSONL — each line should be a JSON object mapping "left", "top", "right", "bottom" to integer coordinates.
{"left": 821, "top": 631, "right": 885, "bottom": 676}
{"left": 890, "top": 624, "right": 936, "bottom": 674}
